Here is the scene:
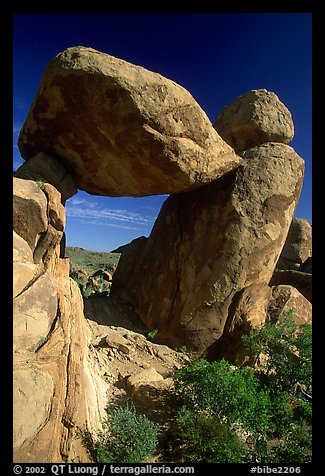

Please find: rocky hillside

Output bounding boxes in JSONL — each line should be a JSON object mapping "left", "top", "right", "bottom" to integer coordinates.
{"left": 13, "top": 46, "right": 311, "bottom": 463}
{"left": 65, "top": 246, "right": 120, "bottom": 276}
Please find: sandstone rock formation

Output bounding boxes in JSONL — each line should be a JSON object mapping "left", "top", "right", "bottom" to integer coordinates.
{"left": 214, "top": 89, "right": 294, "bottom": 153}
{"left": 18, "top": 46, "right": 242, "bottom": 197}
{"left": 13, "top": 176, "right": 110, "bottom": 462}
{"left": 13, "top": 45, "right": 310, "bottom": 462}
{"left": 276, "top": 217, "right": 312, "bottom": 270}
{"left": 15, "top": 152, "right": 77, "bottom": 203}
{"left": 13, "top": 177, "right": 65, "bottom": 273}
{"left": 13, "top": 178, "right": 48, "bottom": 251}
{"left": 111, "top": 142, "right": 304, "bottom": 352}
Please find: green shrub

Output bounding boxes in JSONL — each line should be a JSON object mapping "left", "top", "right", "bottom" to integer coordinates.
{"left": 168, "top": 406, "right": 247, "bottom": 463}
{"left": 147, "top": 329, "right": 158, "bottom": 341}
{"left": 174, "top": 358, "right": 271, "bottom": 435}
{"left": 242, "top": 309, "right": 312, "bottom": 393}
{"left": 268, "top": 422, "right": 312, "bottom": 463}
{"left": 171, "top": 348, "right": 312, "bottom": 463}
{"left": 71, "top": 274, "right": 110, "bottom": 298}
{"left": 96, "top": 404, "right": 159, "bottom": 463}
{"left": 269, "top": 391, "right": 295, "bottom": 434}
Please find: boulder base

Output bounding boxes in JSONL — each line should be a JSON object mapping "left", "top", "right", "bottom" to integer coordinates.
{"left": 111, "top": 142, "right": 304, "bottom": 352}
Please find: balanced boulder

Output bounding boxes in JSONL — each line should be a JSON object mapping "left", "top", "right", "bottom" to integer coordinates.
{"left": 18, "top": 46, "right": 242, "bottom": 197}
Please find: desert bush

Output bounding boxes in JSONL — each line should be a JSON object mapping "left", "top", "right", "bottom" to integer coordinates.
{"left": 173, "top": 358, "right": 271, "bottom": 436}
{"left": 242, "top": 309, "right": 312, "bottom": 393}
{"left": 167, "top": 405, "right": 247, "bottom": 463}
{"left": 96, "top": 404, "right": 159, "bottom": 463}
{"left": 170, "top": 312, "right": 312, "bottom": 464}
{"left": 71, "top": 273, "right": 110, "bottom": 298}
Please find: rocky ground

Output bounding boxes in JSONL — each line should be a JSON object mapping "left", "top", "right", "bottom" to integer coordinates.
{"left": 80, "top": 295, "right": 193, "bottom": 461}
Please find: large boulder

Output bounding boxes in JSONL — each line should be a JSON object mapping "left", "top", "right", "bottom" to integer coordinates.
{"left": 18, "top": 46, "right": 242, "bottom": 197}
{"left": 111, "top": 142, "right": 304, "bottom": 352}
{"left": 276, "top": 217, "right": 312, "bottom": 270}
{"left": 214, "top": 89, "right": 294, "bottom": 153}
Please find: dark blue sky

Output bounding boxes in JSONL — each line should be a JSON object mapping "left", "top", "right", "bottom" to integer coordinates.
{"left": 13, "top": 13, "right": 312, "bottom": 251}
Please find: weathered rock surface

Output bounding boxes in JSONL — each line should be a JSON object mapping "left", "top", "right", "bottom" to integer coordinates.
{"left": 18, "top": 46, "right": 242, "bottom": 197}
{"left": 13, "top": 262, "right": 40, "bottom": 298}
{"left": 268, "top": 285, "right": 312, "bottom": 325}
{"left": 209, "top": 284, "right": 272, "bottom": 364}
{"left": 276, "top": 218, "right": 312, "bottom": 270}
{"left": 84, "top": 309, "right": 185, "bottom": 421}
{"left": 13, "top": 368, "right": 54, "bottom": 449}
{"left": 14, "top": 152, "right": 77, "bottom": 203}
{"left": 111, "top": 142, "right": 304, "bottom": 352}
{"left": 13, "top": 177, "right": 66, "bottom": 274}
{"left": 214, "top": 89, "right": 294, "bottom": 153}
{"left": 13, "top": 270, "right": 58, "bottom": 352}
{"left": 13, "top": 263, "right": 109, "bottom": 463}
{"left": 13, "top": 231, "right": 34, "bottom": 263}
{"left": 13, "top": 178, "right": 48, "bottom": 251}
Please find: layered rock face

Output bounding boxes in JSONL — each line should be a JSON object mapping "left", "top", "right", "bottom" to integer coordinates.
{"left": 13, "top": 177, "right": 109, "bottom": 462}
{"left": 18, "top": 46, "right": 241, "bottom": 197}
{"left": 111, "top": 142, "right": 304, "bottom": 351}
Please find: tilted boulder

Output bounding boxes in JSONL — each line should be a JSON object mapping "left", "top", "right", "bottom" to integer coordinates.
{"left": 214, "top": 89, "right": 294, "bottom": 153}
{"left": 14, "top": 152, "right": 77, "bottom": 203}
{"left": 111, "top": 142, "right": 304, "bottom": 352}
{"left": 18, "top": 46, "right": 242, "bottom": 197}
